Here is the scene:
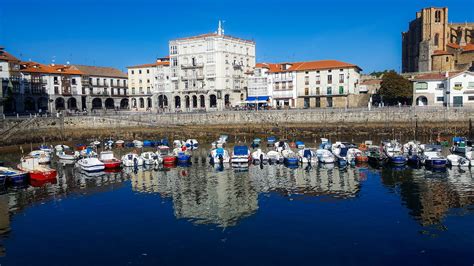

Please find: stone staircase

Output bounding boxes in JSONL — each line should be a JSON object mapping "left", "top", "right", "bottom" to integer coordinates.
{"left": 0, "top": 117, "right": 38, "bottom": 143}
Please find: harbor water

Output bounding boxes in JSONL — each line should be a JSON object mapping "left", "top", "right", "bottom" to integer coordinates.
{"left": 0, "top": 147, "right": 473, "bottom": 265}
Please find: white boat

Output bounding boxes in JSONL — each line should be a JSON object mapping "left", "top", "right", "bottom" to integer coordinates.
{"left": 319, "top": 138, "right": 332, "bottom": 150}
{"left": 56, "top": 150, "right": 79, "bottom": 162}
{"left": 447, "top": 154, "right": 471, "bottom": 167}
{"left": 90, "top": 140, "right": 101, "bottom": 147}
{"left": 331, "top": 142, "right": 349, "bottom": 166}
{"left": 251, "top": 149, "right": 268, "bottom": 164}
{"left": 298, "top": 148, "right": 318, "bottom": 163}
{"left": 173, "top": 140, "right": 184, "bottom": 148}
{"left": 347, "top": 148, "right": 363, "bottom": 164}
{"left": 76, "top": 157, "right": 105, "bottom": 172}
{"left": 29, "top": 150, "right": 51, "bottom": 164}
{"left": 104, "top": 140, "right": 114, "bottom": 150}
{"left": 140, "top": 152, "right": 159, "bottom": 165}
{"left": 122, "top": 153, "right": 144, "bottom": 167}
{"left": 185, "top": 139, "right": 199, "bottom": 149}
{"left": 210, "top": 148, "right": 230, "bottom": 164}
{"left": 275, "top": 141, "right": 289, "bottom": 153}
{"left": 54, "top": 145, "right": 70, "bottom": 152}
{"left": 266, "top": 150, "right": 283, "bottom": 163}
{"left": 316, "top": 149, "right": 335, "bottom": 164}
{"left": 133, "top": 140, "right": 144, "bottom": 148}
{"left": 39, "top": 145, "right": 53, "bottom": 154}
{"left": 115, "top": 140, "right": 125, "bottom": 147}
{"left": 80, "top": 147, "right": 97, "bottom": 158}
{"left": 231, "top": 146, "right": 250, "bottom": 165}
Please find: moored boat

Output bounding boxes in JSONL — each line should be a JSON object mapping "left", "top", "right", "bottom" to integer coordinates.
{"left": 316, "top": 149, "right": 335, "bottom": 164}
{"left": 422, "top": 145, "right": 447, "bottom": 168}
{"left": 0, "top": 166, "right": 28, "bottom": 186}
{"left": 29, "top": 150, "right": 51, "bottom": 164}
{"left": 121, "top": 153, "right": 144, "bottom": 167}
{"left": 76, "top": 157, "right": 105, "bottom": 172}
{"left": 266, "top": 150, "right": 283, "bottom": 164}
{"left": 210, "top": 147, "right": 230, "bottom": 164}
{"left": 231, "top": 145, "right": 250, "bottom": 166}
{"left": 282, "top": 149, "right": 299, "bottom": 165}
{"left": 99, "top": 151, "right": 122, "bottom": 169}
{"left": 298, "top": 148, "right": 317, "bottom": 164}
{"left": 140, "top": 151, "right": 159, "bottom": 165}
{"left": 383, "top": 140, "right": 407, "bottom": 165}
{"left": 251, "top": 149, "right": 268, "bottom": 164}
{"left": 115, "top": 140, "right": 125, "bottom": 148}
{"left": 185, "top": 139, "right": 199, "bottom": 149}
{"left": 18, "top": 156, "right": 57, "bottom": 186}
{"left": 267, "top": 136, "right": 277, "bottom": 147}
{"left": 177, "top": 151, "right": 192, "bottom": 163}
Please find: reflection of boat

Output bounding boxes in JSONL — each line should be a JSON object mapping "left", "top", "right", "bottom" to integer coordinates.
{"left": 18, "top": 156, "right": 57, "bottom": 186}
{"left": 177, "top": 152, "right": 191, "bottom": 163}
{"left": 267, "top": 136, "right": 277, "bottom": 147}
{"left": 133, "top": 140, "right": 143, "bottom": 148}
{"left": 231, "top": 146, "right": 250, "bottom": 165}
{"left": 316, "top": 149, "right": 335, "bottom": 164}
{"left": 295, "top": 141, "right": 305, "bottom": 149}
{"left": 76, "top": 158, "right": 105, "bottom": 172}
{"left": 0, "top": 166, "right": 28, "bottom": 186}
{"left": 185, "top": 139, "right": 199, "bottom": 149}
{"left": 122, "top": 153, "right": 144, "bottom": 167}
{"left": 115, "top": 140, "right": 125, "bottom": 148}
{"left": 282, "top": 150, "right": 299, "bottom": 165}
{"left": 298, "top": 148, "right": 317, "bottom": 164}
{"left": 451, "top": 137, "right": 472, "bottom": 154}
{"left": 447, "top": 154, "right": 471, "bottom": 167}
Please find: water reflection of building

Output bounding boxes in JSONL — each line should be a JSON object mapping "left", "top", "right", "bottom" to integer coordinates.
{"left": 128, "top": 163, "right": 259, "bottom": 227}
{"left": 380, "top": 167, "right": 474, "bottom": 226}
{"left": 249, "top": 165, "right": 362, "bottom": 198}
{"left": 0, "top": 194, "right": 10, "bottom": 256}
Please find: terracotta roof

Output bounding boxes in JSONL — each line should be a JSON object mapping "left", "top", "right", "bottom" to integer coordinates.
{"left": 447, "top": 43, "right": 474, "bottom": 52}
{"left": 262, "top": 60, "right": 361, "bottom": 73}
{"left": 127, "top": 61, "right": 170, "bottom": 69}
{"left": 172, "top": 33, "right": 255, "bottom": 44}
{"left": 71, "top": 65, "right": 127, "bottom": 78}
{"left": 0, "top": 48, "right": 20, "bottom": 63}
{"left": 432, "top": 50, "right": 453, "bottom": 56}
{"left": 256, "top": 63, "right": 283, "bottom": 72}
{"left": 412, "top": 71, "right": 463, "bottom": 81}
{"left": 20, "top": 62, "right": 83, "bottom": 75}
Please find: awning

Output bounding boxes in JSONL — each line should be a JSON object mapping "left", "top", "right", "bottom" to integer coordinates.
{"left": 246, "top": 96, "right": 269, "bottom": 101}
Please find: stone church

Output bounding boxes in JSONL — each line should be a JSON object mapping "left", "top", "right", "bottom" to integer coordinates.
{"left": 402, "top": 7, "right": 474, "bottom": 73}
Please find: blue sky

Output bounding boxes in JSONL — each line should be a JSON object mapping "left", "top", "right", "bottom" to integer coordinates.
{"left": 0, "top": 0, "right": 472, "bottom": 73}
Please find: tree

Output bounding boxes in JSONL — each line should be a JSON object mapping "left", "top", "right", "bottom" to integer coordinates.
{"left": 378, "top": 70, "right": 412, "bottom": 105}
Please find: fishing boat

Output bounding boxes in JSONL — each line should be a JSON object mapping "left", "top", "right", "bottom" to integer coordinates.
{"left": 90, "top": 140, "right": 101, "bottom": 148}
{"left": 185, "top": 139, "right": 199, "bottom": 149}
{"left": 275, "top": 140, "right": 289, "bottom": 152}
{"left": 251, "top": 138, "right": 262, "bottom": 148}
{"left": 125, "top": 141, "right": 135, "bottom": 148}
{"left": 447, "top": 153, "right": 471, "bottom": 167}
{"left": 266, "top": 150, "right": 283, "bottom": 164}
{"left": 295, "top": 141, "right": 305, "bottom": 149}
{"left": 104, "top": 140, "right": 114, "bottom": 150}
{"left": 121, "top": 153, "right": 144, "bottom": 167}
{"left": 29, "top": 150, "right": 51, "bottom": 164}
{"left": 115, "top": 140, "right": 125, "bottom": 148}
{"left": 251, "top": 149, "right": 268, "bottom": 164}
{"left": 298, "top": 148, "right": 317, "bottom": 164}
{"left": 422, "top": 145, "right": 447, "bottom": 168}
{"left": 383, "top": 140, "right": 407, "bottom": 165}
{"left": 173, "top": 140, "right": 184, "bottom": 148}
{"left": 358, "top": 141, "right": 371, "bottom": 152}
{"left": 210, "top": 147, "right": 231, "bottom": 164}
{"left": 267, "top": 136, "right": 277, "bottom": 147}
{"left": 282, "top": 149, "right": 299, "bottom": 165}
{"left": 347, "top": 148, "right": 367, "bottom": 164}
{"left": 316, "top": 149, "right": 335, "bottom": 164}
{"left": 140, "top": 151, "right": 159, "bottom": 165}
{"left": 39, "top": 144, "right": 53, "bottom": 154}
{"left": 158, "top": 146, "right": 176, "bottom": 165}
{"left": 55, "top": 144, "right": 70, "bottom": 152}
{"left": 331, "top": 142, "right": 349, "bottom": 166}
{"left": 0, "top": 166, "right": 28, "bottom": 186}
{"left": 99, "top": 151, "right": 122, "bottom": 169}
{"left": 17, "top": 156, "right": 57, "bottom": 186}
{"left": 56, "top": 149, "right": 79, "bottom": 163}
{"left": 403, "top": 141, "right": 423, "bottom": 166}
{"left": 451, "top": 137, "right": 472, "bottom": 154}
{"left": 367, "top": 145, "right": 387, "bottom": 166}
{"left": 75, "top": 143, "right": 87, "bottom": 151}
{"left": 231, "top": 146, "right": 250, "bottom": 166}
{"left": 80, "top": 147, "right": 97, "bottom": 158}
{"left": 76, "top": 157, "right": 105, "bottom": 172}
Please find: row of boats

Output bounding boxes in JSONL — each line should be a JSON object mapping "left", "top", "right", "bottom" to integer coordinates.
{"left": 0, "top": 140, "right": 198, "bottom": 187}
{"left": 208, "top": 136, "right": 474, "bottom": 170}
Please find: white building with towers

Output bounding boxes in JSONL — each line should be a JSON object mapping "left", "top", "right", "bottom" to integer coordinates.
{"left": 165, "top": 21, "right": 256, "bottom": 111}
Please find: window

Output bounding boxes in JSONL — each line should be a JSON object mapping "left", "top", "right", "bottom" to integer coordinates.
{"left": 304, "top": 98, "right": 310, "bottom": 108}
{"left": 437, "top": 83, "right": 445, "bottom": 89}
{"left": 468, "top": 96, "right": 474, "bottom": 101}
{"left": 339, "top": 74, "right": 344, "bottom": 83}
{"left": 434, "top": 33, "right": 439, "bottom": 46}
{"left": 316, "top": 75, "right": 320, "bottom": 84}
{"left": 327, "top": 97, "right": 333, "bottom": 107}
{"left": 415, "top": 82, "right": 428, "bottom": 90}
{"left": 316, "top": 87, "right": 320, "bottom": 95}
{"left": 170, "top": 45, "right": 177, "bottom": 55}
{"left": 446, "top": 57, "right": 449, "bottom": 62}
{"left": 0, "top": 66, "right": 2, "bottom": 71}
{"left": 147, "top": 69, "right": 150, "bottom": 74}
{"left": 327, "top": 87, "right": 332, "bottom": 95}
{"left": 328, "top": 75, "right": 332, "bottom": 84}
{"left": 305, "top": 88, "right": 309, "bottom": 95}
{"left": 437, "top": 96, "right": 444, "bottom": 102}
{"left": 305, "top": 76, "right": 309, "bottom": 85}
{"left": 54, "top": 77, "right": 58, "bottom": 84}
{"left": 131, "top": 70, "right": 134, "bottom": 74}
{"left": 435, "top": 10, "right": 441, "bottom": 23}
{"left": 454, "top": 82, "right": 463, "bottom": 90}
{"left": 339, "top": 86, "right": 344, "bottom": 94}
{"left": 71, "top": 78, "right": 76, "bottom": 85}
{"left": 139, "top": 70, "right": 142, "bottom": 74}
{"left": 316, "top": 97, "right": 321, "bottom": 107}
{"left": 468, "top": 82, "right": 474, "bottom": 89}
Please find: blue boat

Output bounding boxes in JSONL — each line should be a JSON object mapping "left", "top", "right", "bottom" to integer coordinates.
{"left": 252, "top": 138, "right": 262, "bottom": 148}
{"left": 143, "top": 140, "right": 153, "bottom": 147}
{"left": 383, "top": 141, "right": 407, "bottom": 165}
{"left": 390, "top": 155, "right": 408, "bottom": 165}
{"left": 407, "top": 154, "right": 422, "bottom": 166}
{"left": 267, "top": 136, "right": 277, "bottom": 146}
{"left": 295, "top": 141, "right": 305, "bottom": 149}
{"left": 177, "top": 152, "right": 191, "bottom": 163}
{"left": 0, "top": 167, "right": 28, "bottom": 186}
{"left": 125, "top": 142, "right": 135, "bottom": 148}
{"left": 423, "top": 145, "right": 447, "bottom": 169}
{"left": 160, "top": 138, "right": 170, "bottom": 147}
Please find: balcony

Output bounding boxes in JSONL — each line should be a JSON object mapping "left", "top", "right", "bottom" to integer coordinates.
{"left": 181, "top": 75, "right": 204, "bottom": 81}
{"left": 273, "top": 90, "right": 294, "bottom": 99}
{"left": 181, "top": 63, "right": 204, "bottom": 69}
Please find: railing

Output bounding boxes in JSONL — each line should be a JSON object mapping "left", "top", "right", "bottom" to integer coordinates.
{"left": 181, "top": 63, "right": 204, "bottom": 69}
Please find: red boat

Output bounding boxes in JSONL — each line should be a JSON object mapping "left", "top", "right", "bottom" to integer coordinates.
{"left": 99, "top": 151, "right": 122, "bottom": 169}
{"left": 17, "top": 156, "right": 57, "bottom": 187}
{"left": 163, "top": 155, "right": 177, "bottom": 165}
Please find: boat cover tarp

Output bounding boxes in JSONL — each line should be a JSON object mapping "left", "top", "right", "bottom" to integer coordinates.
{"left": 234, "top": 146, "right": 249, "bottom": 156}
{"left": 216, "top": 148, "right": 225, "bottom": 156}
{"left": 296, "top": 141, "right": 304, "bottom": 146}
{"left": 303, "top": 149, "right": 312, "bottom": 158}
{"left": 267, "top": 136, "right": 276, "bottom": 142}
